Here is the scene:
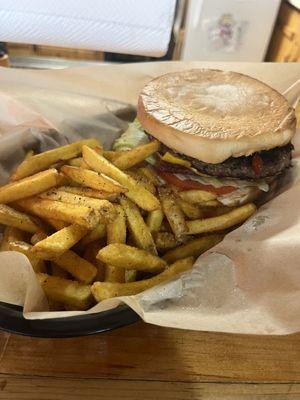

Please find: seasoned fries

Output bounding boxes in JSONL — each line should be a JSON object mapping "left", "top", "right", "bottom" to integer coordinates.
{"left": 79, "top": 222, "right": 106, "bottom": 246}
{"left": 0, "top": 132, "right": 259, "bottom": 312}
{"left": 202, "top": 200, "right": 221, "bottom": 207}
{"left": 55, "top": 186, "right": 118, "bottom": 201}
{"left": 83, "top": 241, "right": 105, "bottom": 282}
{"left": 103, "top": 150, "right": 124, "bottom": 162}
{"left": 176, "top": 198, "right": 204, "bottom": 220}
{"left": 17, "top": 197, "right": 100, "bottom": 228}
{"left": 120, "top": 197, "right": 157, "bottom": 254}
{"left": 97, "top": 244, "right": 166, "bottom": 273}
{"left": 51, "top": 262, "right": 69, "bottom": 278}
{"left": 178, "top": 189, "right": 216, "bottom": 204}
{"left": 105, "top": 205, "right": 126, "bottom": 283}
{"left": 39, "top": 189, "right": 117, "bottom": 222}
{"left": 138, "top": 166, "right": 160, "bottom": 186}
{"left": 113, "top": 141, "right": 160, "bottom": 170}
{"left": 187, "top": 203, "right": 257, "bottom": 235}
{"left": 0, "top": 169, "right": 60, "bottom": 204}
{"left": 163, "top": 235, "right": 223, "bottom": 264}
{"left": 158, "top": 187, "right": 187, "bottom": 239}
{"left": 11, "top": 139, "right": 101, "bottom": 181}
{"left": 82, "top": 146, "right": 160, "bottom": 211}
{"left": 126, "top": 170, "right": 156, "bottom": 194}
{"left": 37, "top": 273, "right": 93, "bottom": 310}
{"left": 40, "top": 250, "right": 97, "bottom": 284}
{"left": 0, "top": 204, "right": 40, "bottom": 233}
{"left": 61, "top": 165, "right": 126, "bottom": 194}
{"left": 92, "top": 257, "right": 194, "bottom": 300}
{"left": 31, "top": 224, "right": 88, "bottom": 258}
{"left": 106, "top": 205, "right": 126, "bottom": 245}
{"left": 146, "top": 208, "right": 164, "bottom": 233}
{"left": 154, "top": 231, "right": 178, "bottom": 251}
{"left": 46, "top": 218, "right": 69, "bottom": 230}
{"left": 68, "top": 157, "right": 85, "bottom": 167}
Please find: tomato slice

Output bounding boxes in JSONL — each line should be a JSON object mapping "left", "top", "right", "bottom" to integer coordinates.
{"left": 156, "top": 170, "right": 236, "bottom": 195}
{"left": 251, "top": 154, "right": 263, "bottom": 177}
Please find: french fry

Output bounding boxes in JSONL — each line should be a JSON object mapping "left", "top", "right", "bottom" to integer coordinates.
{"left": 120, "top": 197, "right": 157, "bottom": 255}
{"left": 113, "top": 141, "right": 160, "bottom": 170}
{"left": 0, "top": 204, "right": 40, "bottom": 233}
{"left": 146, "top": 208, "right": 164, "bottom": 233}
{"left": 202, "top": 206, "right": 235, "bottom": 218}
{"left": 37, "top": 273, "right": 93, "bottom": 310}
{"left": 83, "top": 241, "right": 106, "bottom": 282}
{"left": 58, "top": 186, "right": 118, "bottom": 201}
{"left": 202, "top": 200, "right": 222, "bottom": 207}
{"left": 31, "top": 224, "right": 88, "bottom": 257}
{"left": 38, "top": 250, "right": 97, "bottom": 284}
{"left": 187, "top": 203, "right": 257, "bottom": 235}
{"left": 24, "top": 150, "right": 34, "bottom": 160}
{"left": 138, "top": 166, "right": 160, "bottom": 186}
{"left": 50, "top": 161, "right": 65, "bottom": 170}
{"left": 97, "top": 244, "right": 166, "bottom": 273}
{"left": 126, "top": 170, "right": 156, "bottom": 194}
{"left": 92, "top": 257, "right": 194, "bottom": 300}
{"left": 61, "top": 165, "right": 126, "bottom": 194}
{"left": 39, "top": 189, "right": 117, "bottom": 223}
{"left": 79, "top": 223, "right": 106, "bottom": 246}
{"left": 17, "top": 197, "right": 100, "bottom": 229}
{"left": 105, "top": 205, "right": 126, "bottom": 283}
{"left": 7, "top": 240, "right": 47, "bottom": 273}
{"left": 46, "top": 218, "right": 69, "bottom": 230}
{"left": 11, "top": 138, "right": 101, "bottom": 181}
{"left": 176, "top": 198, "right": 204, "bottom": 220}
{"left": 82, "top": 146, "right": 160, "bottom": 211}
{"left": 153, "top": 231, "right": 178, "bottom": 251}
{"left": 158, "top": 187, "right": 187, "bottom": 239}
{"left": 106, "top": 205, "right": 126, "bottom": 245}
{"left": 163, "top": 235, "right": 223, "bottom": 263}
{"left": 103, "top": 150, "right": 124, "bottom": 162}
{"left": 51, "top": 262, "right": 70, "bottom": 279}
{"left": 0, "top": 169, "right": 60, "bottom": 204}
{"left": 178, "top": 189, "right": 216, "bottom": 204}
{"left": 31, "top": 230, "right": 48, "bottom": 245}
{"left": 56, "top": 172, "right": 70, "bottom": 186}
{"left": 68, "top": 157, "right": 85, "bottom": 167}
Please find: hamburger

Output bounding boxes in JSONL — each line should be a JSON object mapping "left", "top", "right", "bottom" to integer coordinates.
{"left": 115, "top": 69, "right": 296, "bottom": 206}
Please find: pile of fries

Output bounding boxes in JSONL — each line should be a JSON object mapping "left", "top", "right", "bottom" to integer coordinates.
{"left": 0, "top": 138, "right": 256, "bottom": 311}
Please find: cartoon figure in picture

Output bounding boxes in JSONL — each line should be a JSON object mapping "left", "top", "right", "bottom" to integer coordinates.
{"left": 207, "top": 13, "right": 248, "bottom": 52}
{"left": 218, "top": 14, "right": 235, "bottom": 46}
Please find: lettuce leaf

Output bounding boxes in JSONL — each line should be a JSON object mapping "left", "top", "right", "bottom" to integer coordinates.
{"left": 113, "top": 119, "right": 149, "bottom": 151}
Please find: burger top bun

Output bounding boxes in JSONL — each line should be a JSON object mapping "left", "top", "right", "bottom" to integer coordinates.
{"left": 137, "top": 69, "right": 296, "bottom": 164}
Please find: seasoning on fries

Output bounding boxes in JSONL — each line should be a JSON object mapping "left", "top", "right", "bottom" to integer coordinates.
{"left": 0, "top": 131, "right": 259, "bottom": 310}
{"left": 97, "top": 243, "right": 166, "bottom": 273}
{"left": 11, "top": 139, "right": 101, "bottom": 181}
{"left": 92, "top": 257, "right": 194, "bottom": 300}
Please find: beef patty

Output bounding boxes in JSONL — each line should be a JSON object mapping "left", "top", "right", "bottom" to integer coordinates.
{"left": 158, "top": 142, "right": 293, "bottom": 180}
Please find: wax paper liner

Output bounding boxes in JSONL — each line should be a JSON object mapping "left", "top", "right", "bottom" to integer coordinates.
{"left": 0, "top": 62, "right": 299, "bottom": 334}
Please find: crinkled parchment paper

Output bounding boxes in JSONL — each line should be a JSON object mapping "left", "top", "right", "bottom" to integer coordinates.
{"left": 0, "top": 62, "right": 299, "bottom": 334}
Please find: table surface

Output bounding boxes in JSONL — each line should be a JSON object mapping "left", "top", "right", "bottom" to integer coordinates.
{"left": 0, "top": 321, "right": 299, "bottom": 399}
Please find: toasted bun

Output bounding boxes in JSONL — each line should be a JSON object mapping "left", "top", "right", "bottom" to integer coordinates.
{"left": 137, "top": 69, "right": 296, "bottom": 164}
